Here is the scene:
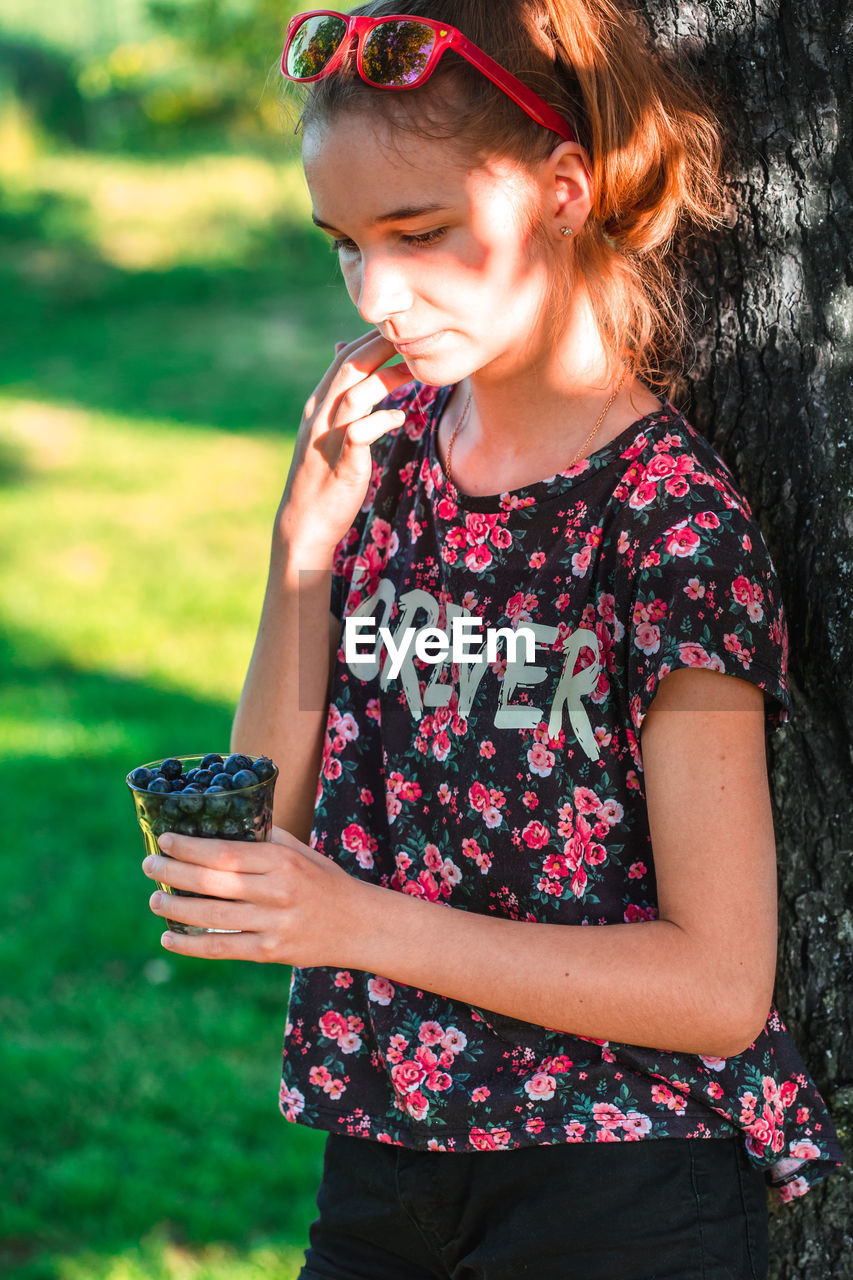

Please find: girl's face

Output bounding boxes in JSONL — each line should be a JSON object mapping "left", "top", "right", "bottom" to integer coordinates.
{"left": 302, "top": 113, "right": 560, "bottom": 386}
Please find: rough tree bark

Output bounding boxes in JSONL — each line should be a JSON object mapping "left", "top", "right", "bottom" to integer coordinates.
{"left": 634, "top": 1, "right": 852, "bottom": 1274}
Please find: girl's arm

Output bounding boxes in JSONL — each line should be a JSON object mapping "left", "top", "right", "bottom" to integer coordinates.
{"left": 147, "top": 665, "right": 778, "bottom": 1060}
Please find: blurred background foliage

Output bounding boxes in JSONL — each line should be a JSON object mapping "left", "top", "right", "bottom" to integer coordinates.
{"left": 0, "top": 3, "right": 359, "bottom": 1278}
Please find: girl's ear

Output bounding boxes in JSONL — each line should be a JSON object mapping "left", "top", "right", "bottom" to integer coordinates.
{"left": 544, "top": 141, "right": 594, "bottom": 240}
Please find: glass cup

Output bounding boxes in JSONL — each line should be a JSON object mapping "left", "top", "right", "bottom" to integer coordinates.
{"left": 126, "top": 753, "right": 278, "bottom": 936}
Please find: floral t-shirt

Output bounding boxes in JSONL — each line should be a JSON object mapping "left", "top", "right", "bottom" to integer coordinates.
{"left": 279, "top": 381, "right": 843, "bottom": 1204}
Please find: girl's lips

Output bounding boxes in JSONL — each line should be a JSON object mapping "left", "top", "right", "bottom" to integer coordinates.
{"left": 391, "top": 331, "right": 445, "bottom": 355}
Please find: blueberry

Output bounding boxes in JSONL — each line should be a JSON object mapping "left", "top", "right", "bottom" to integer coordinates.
{"left": 220, "top": 818, "right": 241, "bottom": 838}
{"left": 210, "top": 772, "right": 234, "bottom": 790}
{"left": 200, "top": 753, "right": 224, "bottom": 772}
{"left": 199, "top": 816, "right": 220, "bottom": 837}
{"left": 160, "top": 758, "right": 183, "bottom": 780}
{"left": 194, "top": 769, "right": 214, "bottom": 789}
{"left": 252, "top": 757, "right": 276, "bottom": 782}
{"left": 185, "top": 768, "right": 199, "bottom": 783}
{"left": 231, "top": 768, "right": 260, "bottom": 790}
{"left": 203, "top": 787, "right": 230, "bottom": 816}
{"left": 230, "top": 795, "right": 253, "bottom": 821}
{"left": 148, "top": 777, "right": 171, "bottom": 793}
{"left": 223, "top": 753, "right": 252, "bottom": 775}
{"left": 129, "top": 766, "right": 154, "bottom": 789}
{"left": 179, "top": 789, "right": 204, "bottom": 814}
{"left": 169, "top": 777, "right": 187, "bottom": 791}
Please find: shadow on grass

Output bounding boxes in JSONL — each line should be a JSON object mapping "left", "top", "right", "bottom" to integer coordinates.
{"left": 0, "top": 165, "right": 356, "bottom": 436}
{"left": 0, "top": 621, "right": 325, "bottom": 1278}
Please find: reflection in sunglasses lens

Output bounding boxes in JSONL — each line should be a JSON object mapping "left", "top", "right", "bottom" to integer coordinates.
{"left": 362, "top": 21, "right": 435, "bottom": 85}
{"left": 287, "top": 15, "right": 348, "bottom": 77}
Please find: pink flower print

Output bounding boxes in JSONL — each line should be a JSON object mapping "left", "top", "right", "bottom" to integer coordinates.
{"left": 694, "top": 511, "right": 721, "bottom": 530}
{"left": 778, "top": 1080, "right": 798, "bottom": 1108}
{"left": 527, "top": 743, "right": 555, "bottom": 778}
{"left": 338, "top": 1031, "right": 362, "bottom": 1054}
{"left": 522, "top": 819, "right": 548, "bottom": 849}
{"left": 436, "top": 495, "right": 458, "bottom": 520}
{"left": 506, "top": 591, "right": 538, "bottom": 622}
{"left": 665, "top": 522, "right": 701, "bottom": 557}
{"left": 789, "top": 1139, "right": 821, "bottom": 1160}
{"left": 386, "top": 791, "right": 402, "bottom": 823}
{"left": 564, "top": 1121, "right": 586, "bottom": 1141}
{"left": 464, "top": 544, "right": 493, "bottom": 572}
{"left": 706, "top": 1081, "right": 724, "bottom": 1100}
{"left": 440, "top": 859, "right": 462, "bottom": 890}
{"left": 645, "top": 452, "right": 677, "bottom": 480}
{"left": 309, "top": 1065, "right": 332, "bottom": 1088}
{"left": 574, "top": 787, "right": 600, "bottom": 816}
{"left": 698, "top": 1054, "right": 727, "bottom": 1070}
{"left": 525, "top": 1116, "right": 546, "bottom": 1136}
{"left": 685, "top": 576, "right": 705, "bottom": 600}
{"left": 593, "top": 1102, "right": 625, "bottom": 1129}
{"left": 336, "top": 712, "right": 359, "bottom": 742}
{"left": 446, "top": 525, "right": 468, "bottom": 550}
{"left": 406, "top": 1090, "right": 429, "bottom": 1120}
{"left": 624, "top": 903, "right": 658, "bottom": 922}
{"left": 482, "top": 806, "right": 503, "bottom": 830}
{"left": 368, "top": 976, "right": 395, "bottom": 1006}
{"left": 584, "top": 843, "right": 607, "bottom": 866}
{"left": 617, "top": 530, "right": 631, "bottom": 554}
{"left": 469, "top": 1128, "right": 498, "bottom": 1151}
{"left": 418, "top": 1021, "right": 445, "bottom": 1047}
{"left": 468, "top": 781, "right": 490, "bottom": 812}
{"left": 279, "top": 1083, "right": 305, "bottom": 1121}
{"left": 415, "top": 1046, "right": 439, "bottom": 1071}
{"left": 441, "top": 1027, "right": 468, "bottom": 1055}
{"left": 651, "top": 1084, "right": 686, "bottom": 1114}
{"left": 334, "top": 970, "right": 354, "bottom": 988}
{"left": 595, "top": 1127, "right": 621, "bottom": 1142}
{"left": 392, "top": 1060, "right": 428, "bottom": 1095}
{"left": 622, "top": 1110, "right": 652, "bottom": 1137}
{"left": 543, "top": 853, "right": 568, "bottom": 878}
{"left": 479, "top": 739, "right": 496, "bottom": 758}
{"left": 432, "top": 730, "right": 451, "bottom": 762}
{"left": 569, "top": 865, "right": 588, "bottom": 898}
{"left": 778, "top": 1177, "right": 811, "bottom": 1202}
{"left": 366, "top": 697, "right": 381, "bottom": 722}
{"left": 572, "top": 544, "right": 592, "bottom": 577}
{"left": 472, "top": 1086, "right": 490, "bottom": 1103}
{"left": 491, "top": 525, "right": 513, "bottom": 549}
{"left": 464, "top": 511, "right": 494, "bottom": 544}
{"left": 626, "top": 862, "right": 646, "bottom": 881}
{"left": 634, "top": 621, "right": 661, "bottom": 655}
{"left": 522, "top": 790, "right": 539, "bottom": 809}
{"left": 386, "top": 1034, "right": 408, "bottom": 1064}
{"left": 325, "top": 1078, "right": 345, "bottom": 1099}
{"left": 629, "top": 480, "right": 659, "bottom": 510}
{"left": 323, "top": 755, "right": 342, "bottom": 781}
{"left": 437, "top": 782, "right": 452, "bottom": 805}
{"left": 678, "top": 640, "right": 712, "bottom": 667}
{"left": 529, "top": 551, "right": 546, "bottom": 569}
{"left": 416, "top": 869, "right": 441, "bottom": 901}
{"left": 318, "top": 1010, "right": 349, "bottom": 1042}
{"left": 370, "top": 516, "right": 393, "bottom": 548}
{"left": 423, "top": 844, "right": 443, "bottom": 872}
{"left": 597, "top": 592, "right": 617, "bottom": 623}
{"left": 426, "top": 1069, "right": 452, "bottom": 1092}
{"left": 664, "top": 476, "right": 690, "bottom": 498}
{"left": 524, "top": 1072, "right": 557, "bottom": 1101}
{"left": 733, "top": 574, "right": 765, "bottom": 622}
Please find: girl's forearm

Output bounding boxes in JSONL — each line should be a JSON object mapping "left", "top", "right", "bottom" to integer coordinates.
{"left": 346, "top": 881, "right": 762, "bottom": 1060}
{"left": 231, "top": 532, "right": 335, "bottom": 844}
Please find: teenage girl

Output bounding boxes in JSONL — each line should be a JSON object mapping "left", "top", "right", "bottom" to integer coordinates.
{"left": 142, "top": 3, "right": 844, "bottom": 1276}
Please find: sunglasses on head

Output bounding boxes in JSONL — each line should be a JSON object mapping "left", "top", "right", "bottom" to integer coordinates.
{"left": 281, "top": 9, "right": 577, "bottom": 142}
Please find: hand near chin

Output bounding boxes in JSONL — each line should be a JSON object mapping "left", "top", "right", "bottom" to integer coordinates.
{"left": 277, "top": 329, "right": 414, "bottom": 559}
{"left": 141, "top": 822, "right": 362, "bottom": 966}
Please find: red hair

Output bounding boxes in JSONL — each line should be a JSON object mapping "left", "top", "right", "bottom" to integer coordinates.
{"left": 292, "top": 0, "right": 727, "bottom": 392}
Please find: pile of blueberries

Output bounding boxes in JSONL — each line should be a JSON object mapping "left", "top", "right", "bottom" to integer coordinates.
{"left": 128, "top": 752, "right": 277, "bottom": 840}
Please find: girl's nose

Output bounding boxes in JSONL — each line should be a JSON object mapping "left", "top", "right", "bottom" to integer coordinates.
{"left": 355, "top": 252, "right": 413, "bottom": 326}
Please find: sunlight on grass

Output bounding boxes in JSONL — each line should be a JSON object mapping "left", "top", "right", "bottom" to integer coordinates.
{"left": 54, "top": 1233, "right": 305, "bottom": 1280}
{"left": 0, "top": 395, "right": 293, "bottom": 702}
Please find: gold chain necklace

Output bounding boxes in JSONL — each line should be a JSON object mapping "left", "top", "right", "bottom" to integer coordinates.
{"left": 443, "top": 365, "right": 630, "bottom": 492}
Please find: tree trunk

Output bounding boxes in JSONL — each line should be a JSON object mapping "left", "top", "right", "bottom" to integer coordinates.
{"left": 634, "top": 1, "right": 852, "bottom": 1273}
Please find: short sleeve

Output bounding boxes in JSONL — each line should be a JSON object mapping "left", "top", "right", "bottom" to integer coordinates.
{"left": 626, "top": 505, "right": 794, "bottom": 738}
{"left": 328, "top": 381, "right": 417, "bottom": 621}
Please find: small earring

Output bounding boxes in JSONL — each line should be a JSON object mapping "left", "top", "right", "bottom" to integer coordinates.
{"left": 560, "top": 226, "right": 573, "bottom": 237}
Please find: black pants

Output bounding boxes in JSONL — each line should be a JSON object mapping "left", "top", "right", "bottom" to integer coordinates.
{"left": 299, "top": 1132, "right": 769, "bottom": 1280}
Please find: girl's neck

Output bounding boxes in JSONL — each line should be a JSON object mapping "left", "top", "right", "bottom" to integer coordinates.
{"left": 440, "top": 291, "right": 664, "bottom": 496}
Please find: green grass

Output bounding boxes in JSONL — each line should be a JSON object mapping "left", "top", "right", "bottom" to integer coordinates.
{"left": 0, "top": 107, "right": 358, "bottom": 1279}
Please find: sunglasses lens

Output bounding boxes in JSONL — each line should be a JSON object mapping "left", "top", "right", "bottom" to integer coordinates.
{"left": 362, "top": 20, "right": 436, "bottom": 86}
{"left": 286, "top": 15, "right": 348, "bottom": 79}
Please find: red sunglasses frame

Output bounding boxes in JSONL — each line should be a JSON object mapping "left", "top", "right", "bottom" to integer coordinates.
{"left": 281, "top": 9, "right": 577, "bottom": 143}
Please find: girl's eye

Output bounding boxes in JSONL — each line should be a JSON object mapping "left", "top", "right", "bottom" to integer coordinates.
{"left": 331, "top": 237, "right": 358, "bottom": 255}
{"left": 401, "top": 227, "right": 447, "bottom": 248}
